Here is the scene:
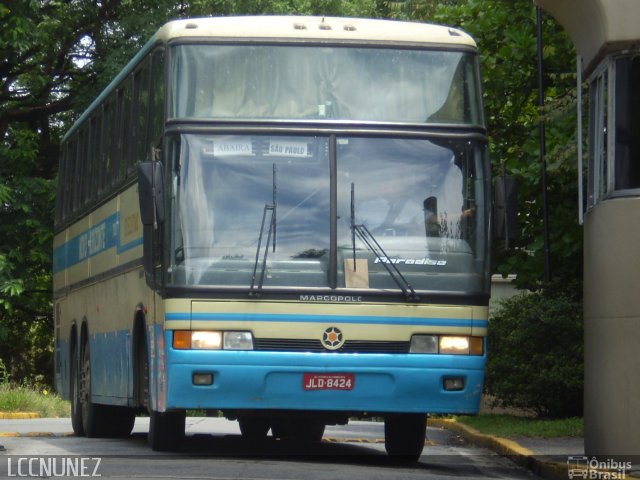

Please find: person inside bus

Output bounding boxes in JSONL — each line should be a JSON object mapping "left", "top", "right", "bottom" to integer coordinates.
{"left": 423, "top": 195, "right": 474, "bottom": 238}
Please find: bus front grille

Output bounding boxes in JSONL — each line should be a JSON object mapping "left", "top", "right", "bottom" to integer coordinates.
{"left": 253, "top": 338, "right": 410, "bottom": 354}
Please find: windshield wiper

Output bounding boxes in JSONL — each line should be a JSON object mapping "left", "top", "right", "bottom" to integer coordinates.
{"left": 350, "top": 183, "right": 419, "bottom": 302}
{"left": 249, "top": 164, "right": 277, "bottom": 297}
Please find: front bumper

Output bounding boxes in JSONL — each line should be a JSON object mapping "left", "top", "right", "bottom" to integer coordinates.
{"left": 164, "top": 340, "right": 485, "bottom": 415}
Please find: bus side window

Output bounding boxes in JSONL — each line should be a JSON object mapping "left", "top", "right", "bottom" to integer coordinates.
{"left": 120, "top": 79, "right": 133, "bottom": 181}
{"left": 149, "top": 49, "right": 165, "bottom": 152}
{"left": 102, "top": 100, "right": 115, "bottom": 192}
{"left": 132, "top": 58, "right": 151, "bottom": 168}
{"left": 55, "top": 146, "right": 67, "bottom": 226}
{"left": 88, "top": 116, "right": 100, "bottom": 203}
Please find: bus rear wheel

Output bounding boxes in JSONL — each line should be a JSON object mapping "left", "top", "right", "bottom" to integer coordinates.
{"left": 384, "top": 414, "right": 427, "bottom": 461}
{"left": 70, "top": 342, "right": 84, "bottom": 436}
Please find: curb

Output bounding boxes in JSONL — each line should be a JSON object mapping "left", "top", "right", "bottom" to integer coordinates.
{"left": 0, "top": 412, "right": 40, "bottom": 420}
{"left": 430, "top": 418, "right": 640, "bottom": 480}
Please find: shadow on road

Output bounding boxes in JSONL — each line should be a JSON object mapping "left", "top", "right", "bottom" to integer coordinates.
{"left": 118, "top": 432, "right": 492, "bottom": 477}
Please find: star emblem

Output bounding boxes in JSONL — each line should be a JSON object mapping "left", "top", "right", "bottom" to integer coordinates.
{"left": 322, "top": 327, "right": 345, "bottom": 350}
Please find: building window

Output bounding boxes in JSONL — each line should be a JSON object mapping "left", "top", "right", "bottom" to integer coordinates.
{"left": 588, "top": 52, "right": 640, "bottom": 209}
{"left": 614, "top": 55, "right": 640, "bottom": 192}
{"left": 588, "top": 62, "right": 609, "bottom": 208}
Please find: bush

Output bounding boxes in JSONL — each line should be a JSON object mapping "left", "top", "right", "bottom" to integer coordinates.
{"left": 485, "top": 284, "right": 583, "bottom": 418}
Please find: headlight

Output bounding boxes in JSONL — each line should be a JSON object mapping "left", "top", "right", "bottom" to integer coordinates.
{"left": 410, "top": 335, "right": 438, "bottom": 353}
{"left": 192, "top": 331, "right": 222, "bottom": 350}
{"left": 223, "top": 331, "right": 254, "bottom": 350}
{"left": 439, "top": 336, "right": 470, "bottom": 354}
{"left": 173, "top": 331, "right": 253, "bottom": 350}
{"left": 410, "top": 335, "right": 484, "bottom": 355}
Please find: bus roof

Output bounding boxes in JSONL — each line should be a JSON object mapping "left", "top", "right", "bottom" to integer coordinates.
{"left": 156, "top": 16, "right": 477, "bottom": 48}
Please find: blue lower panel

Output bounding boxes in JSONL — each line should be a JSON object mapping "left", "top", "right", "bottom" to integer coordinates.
{"left": 55, "top": 330, "right": 131, "bottom": 406}
{"left": 90, "top": 330, "right": 131, "bottom": 404}
{"left": 55, "top": 338, "right": 70, "bottom": 399}
{"left": 166, "top": 337, "right": 485, "bottom": 415}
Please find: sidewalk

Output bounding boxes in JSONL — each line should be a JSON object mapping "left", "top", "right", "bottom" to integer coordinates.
{"left": 431, "top": 418, "right": 640, "bottom": 480}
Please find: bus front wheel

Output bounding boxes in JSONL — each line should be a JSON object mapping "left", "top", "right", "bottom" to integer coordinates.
{"left": 148, "top": 410, "right": 186, "bottom": 451}
{"left": 384, "top": 414, "right": 427, "bottom": 461}
{"left": 239, "top": 417, "right": 271, "bottom": 441}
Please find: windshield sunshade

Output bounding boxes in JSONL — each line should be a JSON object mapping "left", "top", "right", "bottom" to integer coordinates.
{"left": 171, "top": 45, "right": 483, "bottom": 125}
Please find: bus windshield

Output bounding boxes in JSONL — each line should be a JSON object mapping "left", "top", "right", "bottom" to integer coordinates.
{"left": 167, "top": 134, "right": 489, "bottom": 294}
{"left": 170, "top": 44, "right": 483, "bottom": 125}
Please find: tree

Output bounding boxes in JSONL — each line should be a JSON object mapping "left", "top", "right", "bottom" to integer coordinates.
{"left": 428, "top": 0, "right": 581, "bottom": 290}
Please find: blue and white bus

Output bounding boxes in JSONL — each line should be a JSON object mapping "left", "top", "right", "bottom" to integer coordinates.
{"left": 54, "top": 16, "right": 491, "bottom": 458}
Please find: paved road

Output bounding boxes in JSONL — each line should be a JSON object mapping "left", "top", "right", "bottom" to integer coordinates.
{"left": 0, "top": 418, "right": 540, "bottom": 479}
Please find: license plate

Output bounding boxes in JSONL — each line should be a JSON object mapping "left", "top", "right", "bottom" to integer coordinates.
{"left": 303, "top": 373, "right": 355, "bottom": 391}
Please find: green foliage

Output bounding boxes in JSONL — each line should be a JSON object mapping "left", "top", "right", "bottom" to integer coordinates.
{"left": 485, "top": 285, "right": 583, "bottom": 418}
{"left": 0, "top": 123, "right": 55, "bottom": 385}
{"left": 430, "top": 0, "right": 581, "bottom": 289}
{"left": 0, "top": 382, "right": 70, "bottom": 417}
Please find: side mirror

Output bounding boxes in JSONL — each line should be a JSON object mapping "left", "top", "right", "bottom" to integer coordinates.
{"left": 493, "top": 175, "right": 518, "bottom": 246}
{"left": 138, "top": 161, "right": 165, "bottom": 227}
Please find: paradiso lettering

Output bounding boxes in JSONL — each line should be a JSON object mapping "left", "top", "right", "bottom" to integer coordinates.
{"left": 375, "top": 256, "right": 447, "bottom": 266}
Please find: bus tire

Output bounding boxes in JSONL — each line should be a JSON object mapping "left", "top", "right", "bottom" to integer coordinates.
{"left": 293, "top": 419, "right": 325, "bottom": 444}
{"left": 271, "top": 418, "right": 325, "bottom": 444}
{"left": 384, "top": 414, "right": 427, "bottom": 461}
{"left": 104, "top": 405, "right": 136, "bottom": 437}
{"left": 239, "top": 417, "right": 270, "bottom": 441}
{"left": 148, "top": 410, "right": 186, "bottom": 451}
{"left": 70, "top": 341, "right": 85, "bottom": 436}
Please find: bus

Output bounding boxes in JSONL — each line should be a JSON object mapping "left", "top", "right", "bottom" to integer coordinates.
{"left": 54, "top": 16, "right": 491, "bottom": 458}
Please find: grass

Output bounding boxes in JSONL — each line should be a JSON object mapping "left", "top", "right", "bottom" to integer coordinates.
{"left": 0, "top": 383, "right": 70, "bottom": 418}
{"left": 453, "top": 414, "right": 584, "bottom": 438}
